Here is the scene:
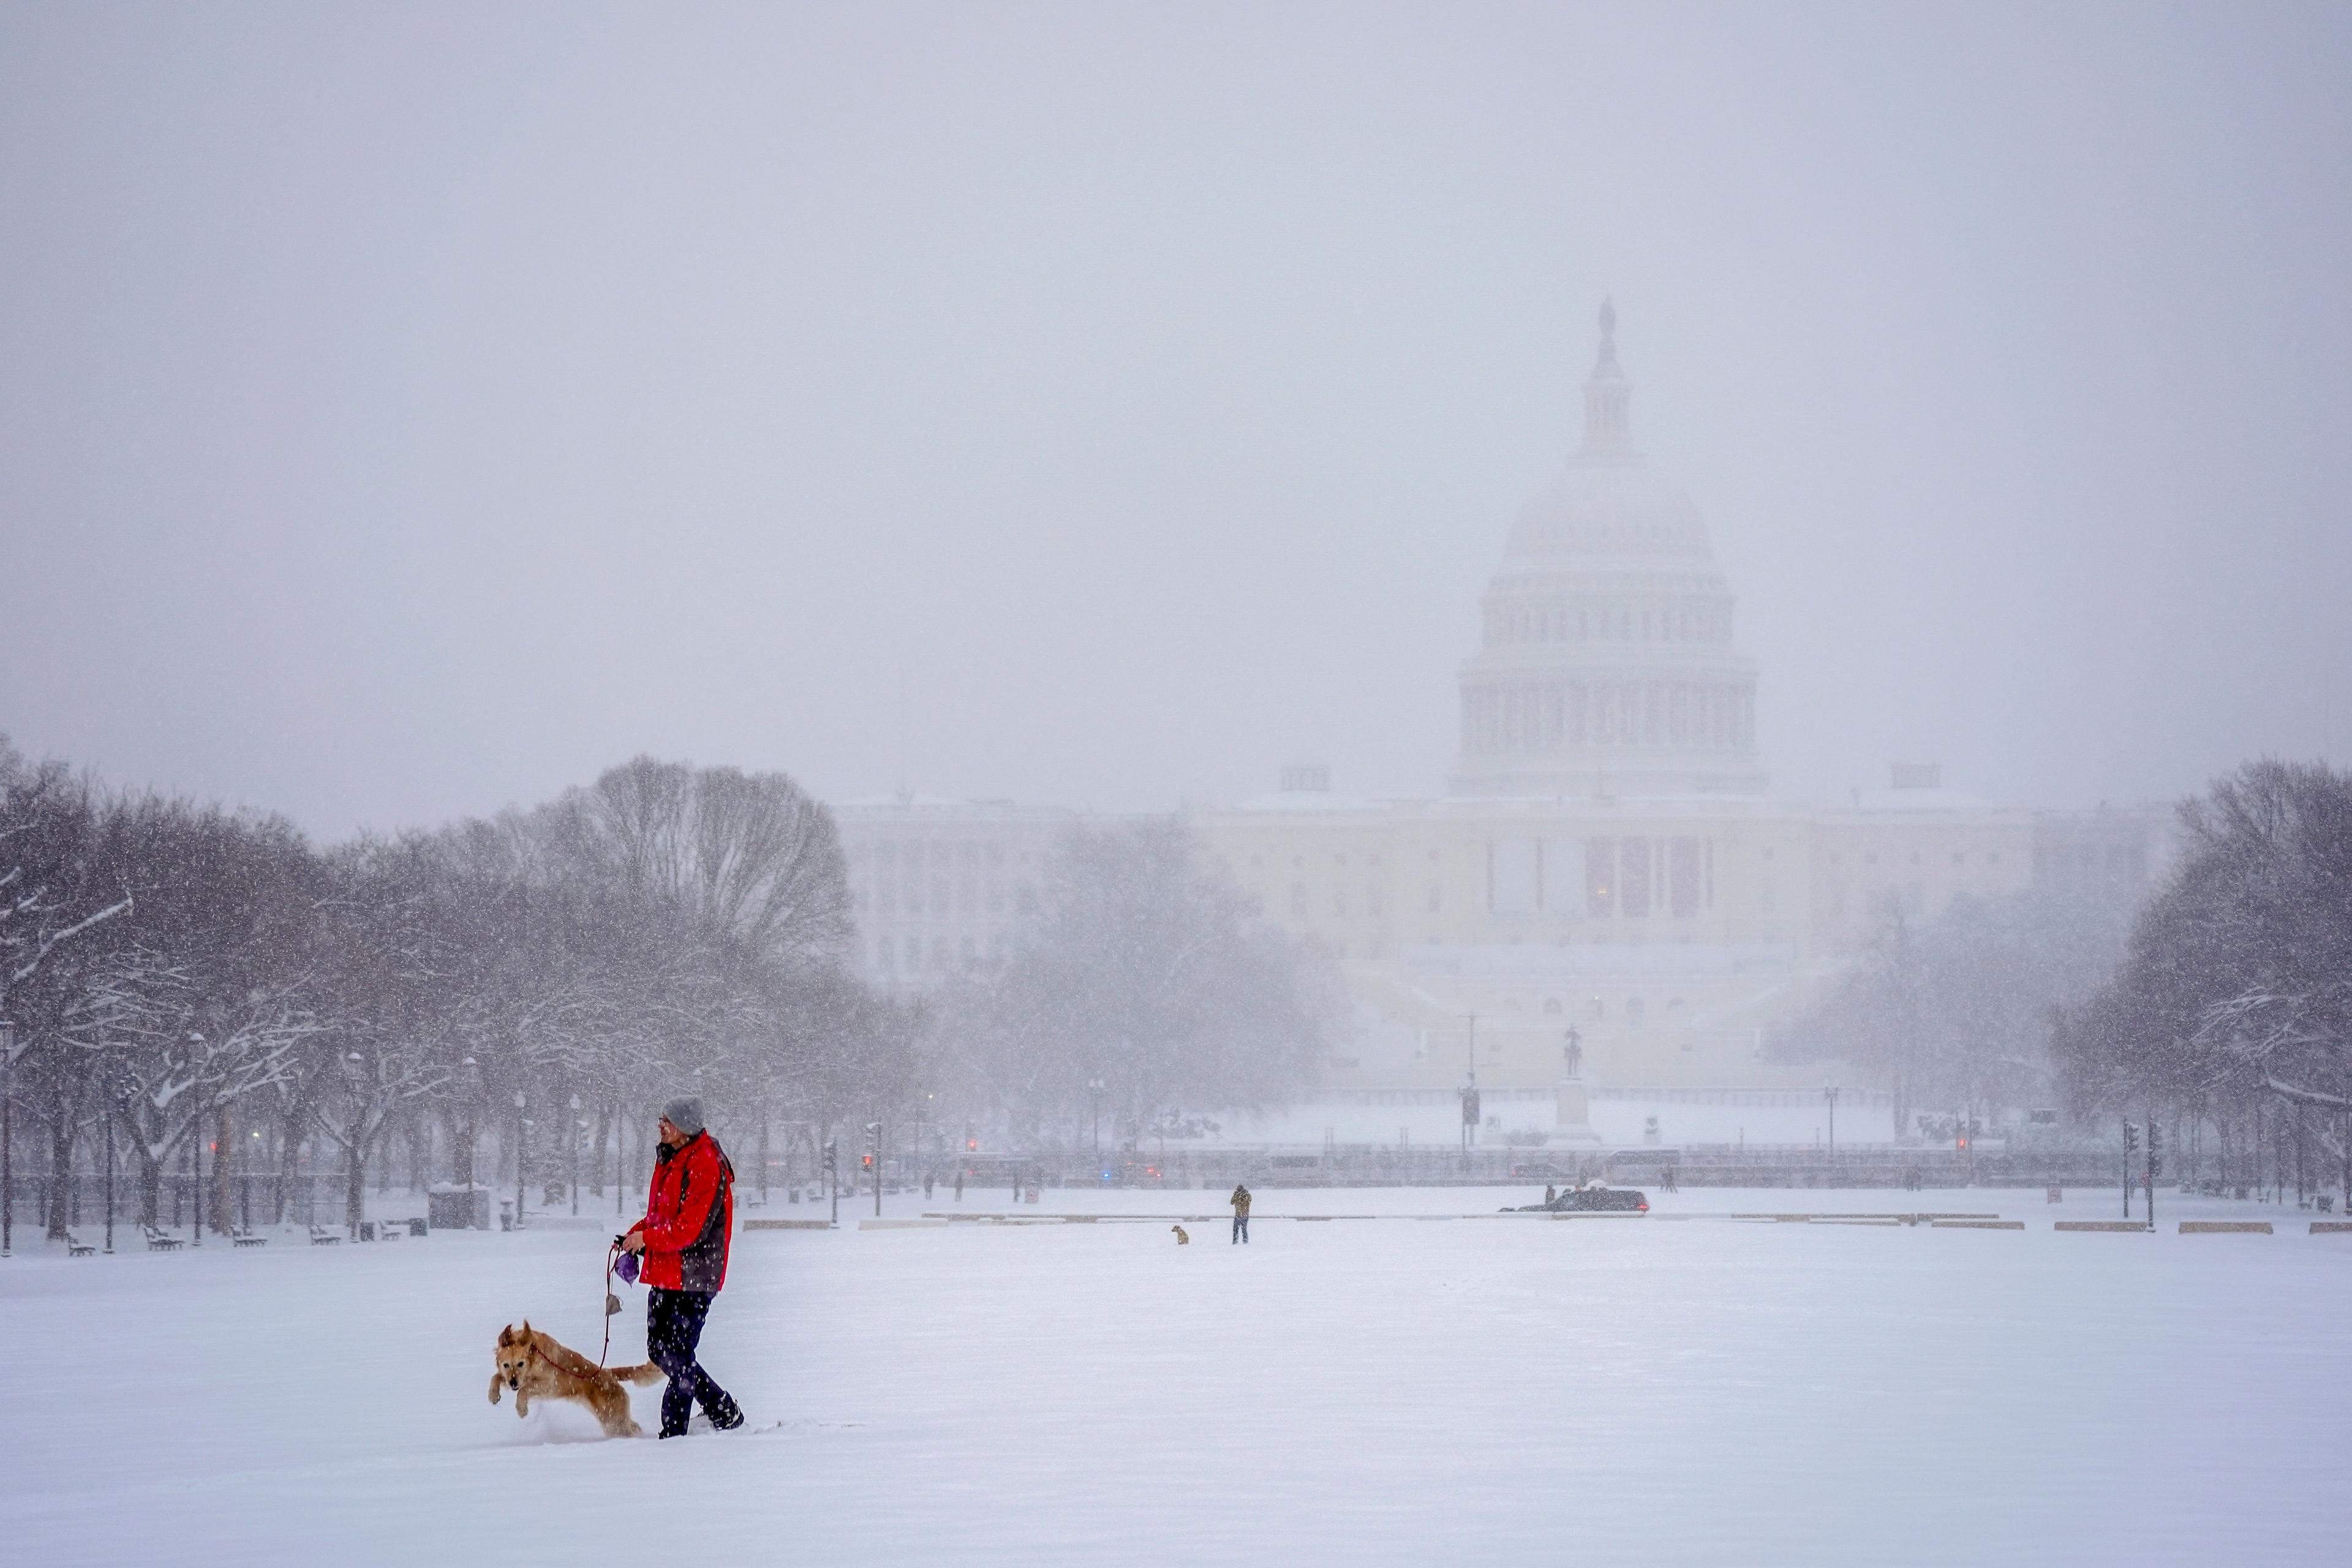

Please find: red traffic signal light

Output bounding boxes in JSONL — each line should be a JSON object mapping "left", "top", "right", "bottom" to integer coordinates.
{"left": 861, "top": 1153, "right": 873, "bottom": 1169}
{"left": 967, "top": 1138, "right": 978, "bottom": 1152}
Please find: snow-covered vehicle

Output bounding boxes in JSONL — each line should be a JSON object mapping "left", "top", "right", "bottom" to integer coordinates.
{"left": 1508, "top": 1185, "right": 1649, "bottom": 1214}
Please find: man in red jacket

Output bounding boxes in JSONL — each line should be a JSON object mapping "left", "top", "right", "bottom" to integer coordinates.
{"left": 621, "top": 1097, "right": 744, "bottom": 1438}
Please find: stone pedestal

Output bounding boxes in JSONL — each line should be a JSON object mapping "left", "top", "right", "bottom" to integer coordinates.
{"left": 1549, "top": 1080, "right": 1602, "bottom": 1148}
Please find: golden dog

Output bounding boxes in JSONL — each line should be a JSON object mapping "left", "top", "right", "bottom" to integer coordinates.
{"left": 1172, "top": 1224, "right": 1189, "bottom": 1245}
{"left": 489, "top": 1321, "right": 665, "bottom": 1438}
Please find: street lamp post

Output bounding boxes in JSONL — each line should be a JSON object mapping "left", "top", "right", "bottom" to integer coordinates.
{"left": 1459, "top": 1014, "right": 1480, "bottom": 1165}
{"left": 1, "top": 1019, "right": 15, "bottom": 1258}
{"left": 1088, "top": 1078, "right": 1104, "bottom": 1172}
{"left": 1824, "top": 1086, "right": 1840, "bottom": 1163}
{"left": 570, "top": 1095, "right": 582, "bottom": 1216}
{"left": 104, "top": 1085, "right": 119, "bottom": 1254}
{"left": 513, "top": 1090, "right": 527, "bottom": 1231}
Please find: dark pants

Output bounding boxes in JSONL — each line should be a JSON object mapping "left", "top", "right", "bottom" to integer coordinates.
{"left": 1232, "top": 1214, "right": 1248, "bottom": 1243}
{"left": 647, "top": 1287, "right": 738, "bottom": 1437}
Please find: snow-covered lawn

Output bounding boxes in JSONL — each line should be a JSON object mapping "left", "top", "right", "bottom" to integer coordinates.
{"left": 4, "top": 1186, "right": 2346, "bottom": 1566}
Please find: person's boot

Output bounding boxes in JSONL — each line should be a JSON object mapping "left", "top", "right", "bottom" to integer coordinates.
{"left": 706, "top": 1393, "right": 746, "bottom": 1431}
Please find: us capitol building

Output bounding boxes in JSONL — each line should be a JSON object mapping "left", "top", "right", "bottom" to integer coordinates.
{"left": 832, "top": 305, "right": 2171, "bottom": 1144}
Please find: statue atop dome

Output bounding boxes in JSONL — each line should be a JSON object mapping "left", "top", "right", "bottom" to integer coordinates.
{"left": 1580, "top": 297, "right": 1634, "bottom": 456}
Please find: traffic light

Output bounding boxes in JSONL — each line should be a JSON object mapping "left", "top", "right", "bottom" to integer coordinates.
{"left": 2147, "top": 1121, "right": 2162, "bottom": 1176}
{"left": 967, "top": 1137, "right": 978, "bottom": 1152}
{"left": 2124, "top": 1121, "right": 2139, "bottom": 1155}
{"left": 861, "top": 1152, "right": 873, "bottom": 1170}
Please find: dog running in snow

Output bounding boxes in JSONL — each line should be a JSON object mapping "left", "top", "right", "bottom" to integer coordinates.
{"left": 489, "top": 1321, "right": 665, "bottom": 1438}
{"left": 1172, "top": 1225, "right": 1189, "bottom": 1245}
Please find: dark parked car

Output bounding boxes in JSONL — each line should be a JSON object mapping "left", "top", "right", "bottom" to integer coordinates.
{"left": 1507, "top": 1186, "right": 1649, "bottom": 1214}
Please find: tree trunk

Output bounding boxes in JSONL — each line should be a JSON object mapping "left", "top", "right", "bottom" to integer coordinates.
{"left": 590, "top": 1105, "right": 611, "bottom": 1196}
{"left": 211, "top": 1104, "right": 235, "bottom": 1235}
{"left": 135, "top": 1145, "right": 161, "bottom": 1229}
{"left": 345, "top": 1139, "right": 366, "bottom": 1235}
{"left": 45, "top": 1114, "right": 75, "bottom": 1240}
{"left": 273, "top": 1109, "right": 302, "bottom": 1224}
{"left": 452, "top": 1104, "right": 477, "bottom": 1189}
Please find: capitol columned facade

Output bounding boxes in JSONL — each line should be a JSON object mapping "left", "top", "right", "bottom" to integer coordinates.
{"left": 832, "top": 306, "right": 2170, "bottom": 1144}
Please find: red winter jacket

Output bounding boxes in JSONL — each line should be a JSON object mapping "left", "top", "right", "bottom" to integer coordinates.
{"left": 638, "top": 1131, "right": 734, "bottom": 1292}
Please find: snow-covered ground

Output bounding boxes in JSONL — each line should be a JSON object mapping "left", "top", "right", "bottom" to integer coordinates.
{"left": 4, "top": 1185, "right": 2347, "bottom": 1566}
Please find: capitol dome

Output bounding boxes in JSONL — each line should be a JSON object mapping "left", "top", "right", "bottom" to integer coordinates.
{"left": 1450, "top": 303, "right": 1766, "bottom": 799}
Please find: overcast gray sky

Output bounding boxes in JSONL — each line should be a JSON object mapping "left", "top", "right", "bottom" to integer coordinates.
{"left": 3, "top": 2, "right": 2347, "bottom": 837}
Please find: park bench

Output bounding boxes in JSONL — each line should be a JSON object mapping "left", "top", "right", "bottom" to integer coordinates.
{"left": 231, "top": 1227, "right": 268, "bottom": 1248}
{"left": 66, "top": 1232, "right": 96, "bottom": 1257}
{"left": 308, "top": 1226, "right": 342, "bottom": 1245}
{"left": 142, "top": 1225, "right": 184, "bottom": 1251}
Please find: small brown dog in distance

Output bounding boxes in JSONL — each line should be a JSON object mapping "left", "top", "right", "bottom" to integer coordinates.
{"left": 489, "top": 1321, "right": 665, "bottom": 1438}
{"left": 1172, "top": 1224, "right": 1189, "bottom": 1245}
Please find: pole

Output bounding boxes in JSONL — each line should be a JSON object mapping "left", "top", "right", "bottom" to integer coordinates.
{"left": 570, "top": 1096, "right": 581, "bottom": 1216}
{"left": 190, "top": 1125, "right": 202, "bottom": 1247}
{"left": 104, "top": 1102, "right": 116, "bottom": 1254}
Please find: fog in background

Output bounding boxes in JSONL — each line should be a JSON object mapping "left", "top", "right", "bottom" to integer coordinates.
{"left": 3, "top": 3, "right": 2347, "bottom": 837}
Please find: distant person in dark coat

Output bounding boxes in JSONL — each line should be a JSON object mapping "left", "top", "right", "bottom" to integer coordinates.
{"left": 1230, "top": 1183, "right": 1251, "bottom": 1244}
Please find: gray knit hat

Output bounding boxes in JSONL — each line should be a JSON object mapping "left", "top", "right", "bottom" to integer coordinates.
{"left": 660, "top": 1096, "right": 706, "bottom": 1137}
